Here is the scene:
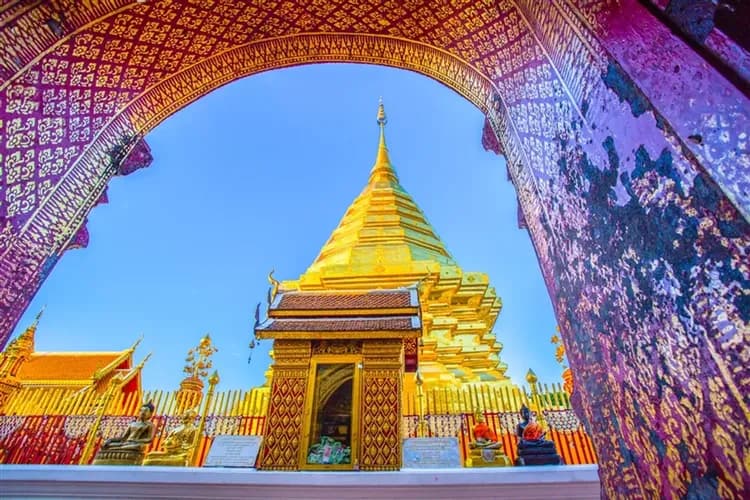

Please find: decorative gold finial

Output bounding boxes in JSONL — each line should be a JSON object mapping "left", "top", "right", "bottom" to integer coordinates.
{"left": 33, "top": 305, "right": 46, "bottom": 326}
{"left": 208, "top": 370, "right": 220, "bottom": 386}
{"left": 377, "top": 97, "right": 387, "bottom": 126}
{"left": 183, "top": 335, "right": 218, "bottom": 381}
{"left": 369, "top": 98, "right": 398, "bottom": 184}
{"left": 128, "top": 334, "right": 144, "bottom": 353}
{"left": 551, "top": 327, "right": 574, "bottom": 395}
{"left": 550, "top": 327, "right": 568, "bottom": 367}
{"left": 135, "top": 352, "right": 152, "bottom": 370}
{"left": 6, "top": 308, "right": 43, "bottom": 357}
{"left": 526, "top": 368, "right": 538, "bottom": 385}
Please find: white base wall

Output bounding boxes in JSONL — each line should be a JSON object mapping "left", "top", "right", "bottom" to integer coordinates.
{"left": 0, "top": 464, "right": 600, "bottom": 499}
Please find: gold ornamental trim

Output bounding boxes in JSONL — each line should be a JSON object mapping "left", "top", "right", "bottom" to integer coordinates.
{"left": 270, "top": 307, "right": 419, "bottom": 318}
{"left": 256, "top": 330, "right": 420, "bottom": 340}
{"left": 126, "top": 32, "right": 494, "bottom": 134}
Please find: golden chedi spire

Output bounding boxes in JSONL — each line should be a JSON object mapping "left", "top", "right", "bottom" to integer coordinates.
{"left": 300, "top": 99, "right": 456, "bottom": 285}
{"left": 0, "top": 308, "right": 44, "bottom": 382}
{"left": 6, "top": 307, "right": 44, "bottom": 359}
{"left": 284, "top": 100, "right": 510, "bottom": 388}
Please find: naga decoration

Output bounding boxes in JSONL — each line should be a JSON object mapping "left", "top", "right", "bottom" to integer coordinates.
{"left": 248, "top": 303, "right": 261, "bottom": 365}
{"left": 267, "top": 270, "right": 280, "bottom": 305}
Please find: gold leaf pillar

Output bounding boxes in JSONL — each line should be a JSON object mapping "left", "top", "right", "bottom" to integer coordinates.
{"left": 258, "top": 339, "right": 311, "bottom": 470}
{"left": 359, "top": 339, "right": 403, "bottom": 471}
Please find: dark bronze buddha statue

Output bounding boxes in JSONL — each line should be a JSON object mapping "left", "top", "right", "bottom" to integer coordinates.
{"left": 515, "top": 405, "right": 562, "bottom": 466}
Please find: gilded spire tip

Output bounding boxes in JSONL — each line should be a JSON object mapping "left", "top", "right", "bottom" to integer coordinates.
{"left": 31, "top": 305, "right": 46, "bottom": 327}
{"left": 370, "top": 98, "right": 397, "bottom": 183}
{"left": 377, "top": 98, "right": 387, "bottom": 127}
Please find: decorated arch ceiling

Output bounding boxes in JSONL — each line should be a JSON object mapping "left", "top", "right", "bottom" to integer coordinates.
{"left": 0, "top": 0, "right": 526, "bottom": 241}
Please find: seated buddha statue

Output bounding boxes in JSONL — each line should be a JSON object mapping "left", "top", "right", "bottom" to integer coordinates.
{"left": 515, "top": 405, "right": 562, "bottom": 466}
{"left": 93, "top": 402, "right": 156, "bottom": 465}
{"left": 144, "top": 408, "right": 198, "bottom": 466}
{"left": 470, "top": 413, "right": 501, "bottom": 449}
{"left": 466, "top": 413, "right": 510, "bottom": 467}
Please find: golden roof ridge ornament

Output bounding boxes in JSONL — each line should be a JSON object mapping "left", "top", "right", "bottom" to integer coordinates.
{"left": 267, "top": 270, "right": 280, "bottom": 304}
{"left": 135, "top": 352, "right": 152, "bottom": 370}
{"left": 128, "top": 334, "right": 144, "bottom": 353}
{"left": 369, "top": 98, "right": 399, "bottom": 184}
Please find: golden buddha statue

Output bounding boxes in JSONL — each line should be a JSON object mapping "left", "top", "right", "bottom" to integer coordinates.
{"left": 144, "top": 408, "right": 198, "bottom": 466}
{"left": 466, "top": 412, "right": 510, "bottom": 467}
{"left": 92, "top": 402, "right": 156, "bottom": 465}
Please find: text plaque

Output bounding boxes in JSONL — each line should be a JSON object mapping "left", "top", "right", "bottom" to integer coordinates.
{"left": 204, "top": 435, "right": 263, "bottom": 468}
{"left": 402, "top": 437, "right": 462, "bottom": 469}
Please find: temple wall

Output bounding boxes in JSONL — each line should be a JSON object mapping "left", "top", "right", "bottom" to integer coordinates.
{"left": 0, "top": 381, "right": 592, "bottom": 468}
{"left": 257, "top": 340, "right": 311, "bottom": 471}
{"left": 360, "top": 340, "right": 403, "bottom": 471}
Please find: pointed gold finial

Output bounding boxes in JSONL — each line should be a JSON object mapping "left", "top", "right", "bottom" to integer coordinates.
{"left": 7, "top": 307, "right": 44, "bottom": 356}
{"left": 129, "top": 334, "right": 144, "bottom": 353}
{"left": 377, "top": 97, "right": 387, "bottom": 126}
{"left": 369, "top": 98, "right": 398, "bottom": 184}
{"left": 135, "top": 352, "right": 153, "bottom": 370}
{"left": 33, "top": 305, "right": 46, "bottom": 326}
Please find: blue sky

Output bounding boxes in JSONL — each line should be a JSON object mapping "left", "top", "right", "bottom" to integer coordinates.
{"left": 11, "top": 64, "right": 561, "bottom": 391}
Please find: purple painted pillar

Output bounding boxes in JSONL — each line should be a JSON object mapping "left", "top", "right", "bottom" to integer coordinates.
{"left": 486, "top": 1, "right": 749, "bottom": 496}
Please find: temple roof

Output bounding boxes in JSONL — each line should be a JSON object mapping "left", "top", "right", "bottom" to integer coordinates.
{"left": 300, "top": 101, "right": 456, "bottom": 282}
{"left": 257, "top": 287, "right": 421, "bottom": 339}
{"left": 16, "top": 351, "right": 132, "bottom": 383}
{"left": 272, "top": 288, "right": 417, "bottom": 315}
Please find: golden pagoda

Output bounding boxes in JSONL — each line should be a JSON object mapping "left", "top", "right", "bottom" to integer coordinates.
{"left": 278, "top": 100, "right": 509, "bottom": 393}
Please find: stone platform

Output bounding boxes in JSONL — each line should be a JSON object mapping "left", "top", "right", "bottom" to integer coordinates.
{"left": 0, "top": 464, "right": 599, "bottom": 499}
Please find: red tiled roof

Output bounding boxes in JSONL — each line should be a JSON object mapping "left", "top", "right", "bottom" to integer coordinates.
{"left": 276, "top": 290, "right": 413, "bottom": 311}
{"left": 16, "top": 353, "right": 127, "bottom": 381}
{"left": 262, "top": 317, "right": 416, "bottom": 331}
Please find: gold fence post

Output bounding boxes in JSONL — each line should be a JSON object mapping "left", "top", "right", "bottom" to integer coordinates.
{"left": 525, "top": 369, "right": 548, "bottom": 429}
{"left": 415, "top": 370, "right": 426, "bottom": 438}
{"left": 79, "top": 373, "right": 125, "bottom": 465}
{"left": 190, "top": 370, "right": 219, "bottom": 466}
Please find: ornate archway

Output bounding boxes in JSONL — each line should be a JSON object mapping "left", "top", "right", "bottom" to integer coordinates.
{"left": 1, "top": 1, "right": 748, "bottom": 497}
